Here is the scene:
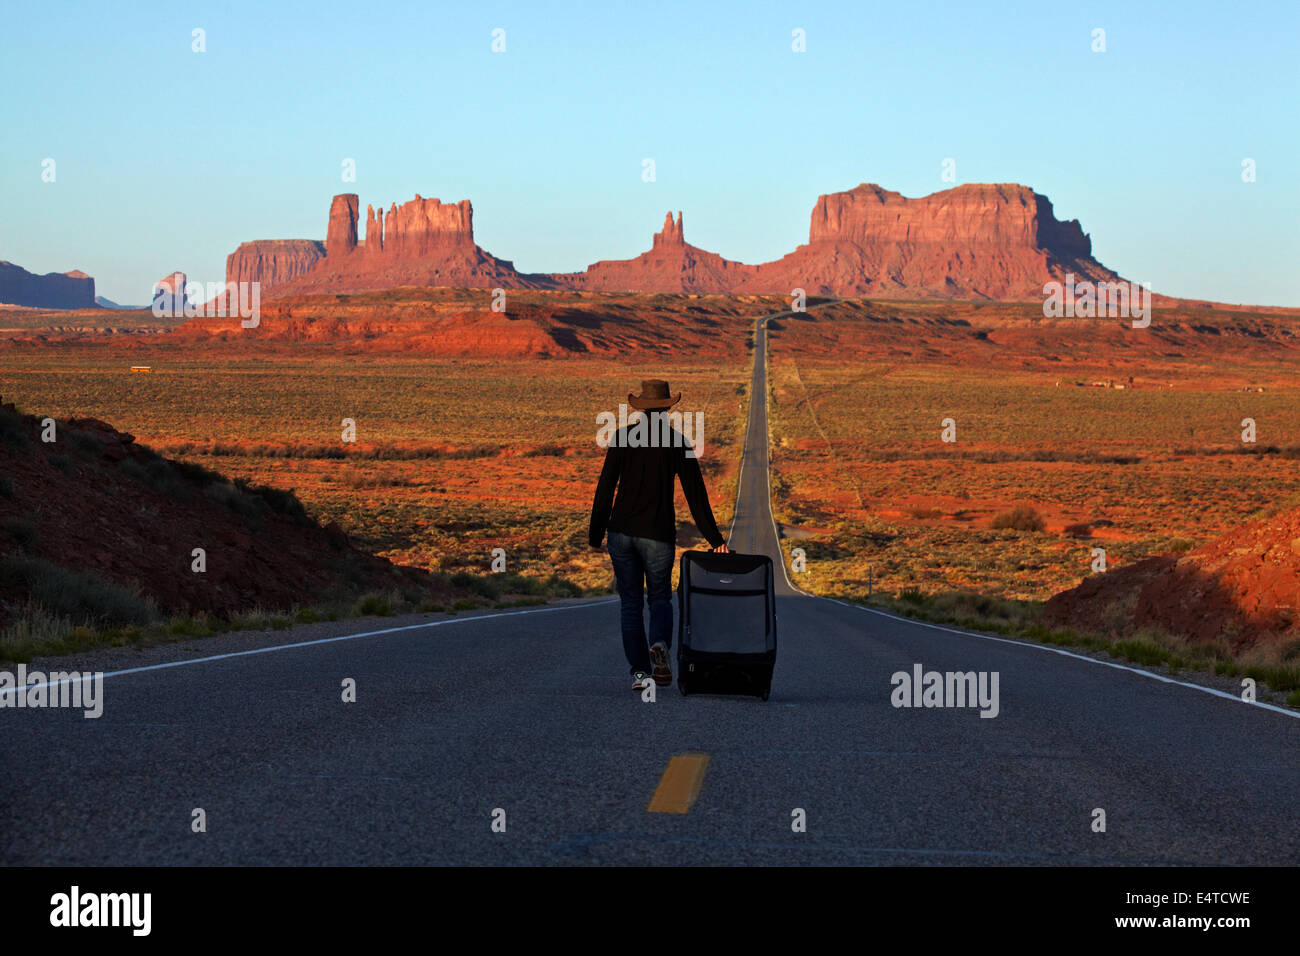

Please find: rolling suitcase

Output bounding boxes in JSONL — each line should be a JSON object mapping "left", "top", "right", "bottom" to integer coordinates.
{"left": 676, "top": 550, "right": 777, "bottom": 700}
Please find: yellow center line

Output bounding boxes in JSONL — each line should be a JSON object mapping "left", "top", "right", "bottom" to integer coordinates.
{"left": 647, "top": 753, "right": 711, "bottom": 814}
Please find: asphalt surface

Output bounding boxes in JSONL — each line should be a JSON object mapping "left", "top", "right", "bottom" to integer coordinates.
{"left": 2, "top": 308, "right": 1298, "bottom": 865}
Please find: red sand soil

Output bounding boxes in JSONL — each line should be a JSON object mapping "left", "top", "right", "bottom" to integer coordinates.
{"left": 1043, "top": 505, "right": 1300, "bottom": 652}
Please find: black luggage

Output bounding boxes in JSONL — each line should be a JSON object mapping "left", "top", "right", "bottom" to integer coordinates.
{"left": 676, "top": 550, "right": 777, "bottom": 700}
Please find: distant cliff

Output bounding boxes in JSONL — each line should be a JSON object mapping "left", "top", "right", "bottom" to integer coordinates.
{"left": 220, "top": 182, "right": 1128, "bottom": 301}
{"left": 268, "top": 193, "right": 540, "bottom": 296}
{"left": 225, "top": 240, "right": 326, "bottom": 291}
{"left": 0, "top": 261, "right": 96, "bottom": 309}
{"left": 763, "top": 183, "right": 1116, "bottom": 298}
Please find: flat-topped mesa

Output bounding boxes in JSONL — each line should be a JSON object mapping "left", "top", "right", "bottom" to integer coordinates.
{"left": 0, "top": 260, "right": 96, "bottom": 308}
{"left": 326, "top": 194, "right": 359, "bottom": 256}
{"left": 652, "top": 211, "right": 684, "bottom": 248}
{"left": 778, "top": 182, "right": 1115, "bottom": 298}
{"left": 809, "top": 182, "right": 1091, "bottom": 257}
{"left": 225, "top": 239, "right": 326, "bottom": 289}
{"left": 378, "top": 195, "right": 476, "bottom": 259}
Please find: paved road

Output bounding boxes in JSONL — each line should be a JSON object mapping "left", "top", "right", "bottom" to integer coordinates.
{"left": 3, "top": 308, "right": 1297, "bottom": 865}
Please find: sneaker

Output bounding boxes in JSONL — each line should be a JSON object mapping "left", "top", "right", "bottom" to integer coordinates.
{"left": 632, "top": 671, "right": 653, "bottom": 691}
{"left": 649, "top": 642, "right": 672, "bottom": 686}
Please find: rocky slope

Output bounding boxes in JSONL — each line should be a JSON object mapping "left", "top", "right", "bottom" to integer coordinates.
{"left": 0, "top": 401, "right": 441, "bottom": 624}
{"left": 1043, "top": 505, "right": 1300, "bottom": 653}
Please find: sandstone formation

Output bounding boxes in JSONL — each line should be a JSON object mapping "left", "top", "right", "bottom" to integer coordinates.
{"left": 326, "top": 193, "right": 359, "bottom": 256}
{"left": 571, "top": 210, "right": 759, "bottom": 293}
{"left": 749, "top": 183, "right": 1118, "bottom": 298}
{"left": 655, "top": 211, "right": 684, "bottom": 247}
{"left": 0, "top": 261, "right": 96, "bottom": 309}
{"left": 220, "top": 182, "right": 1131, "bottom": 301}
{"left": 225, "top": 239, "right": 326, "bottom": 290}
{"left": 271, "top": 193, "right": 542, "bottom": 296}
{"left": 152, "top": 271, "right": 188, "bottom": 313}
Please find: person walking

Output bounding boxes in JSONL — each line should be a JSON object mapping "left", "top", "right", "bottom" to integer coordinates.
{"left": 589, "top": 380, "right": 729, "bottom": 691}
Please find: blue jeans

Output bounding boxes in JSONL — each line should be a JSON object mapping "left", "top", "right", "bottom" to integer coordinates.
{"left": 606, "top": 531, "right": 674, "bottom": 675}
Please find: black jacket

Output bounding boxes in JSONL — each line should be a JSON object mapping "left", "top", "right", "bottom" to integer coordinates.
{"left": 588, "top": 424, "right": 725, "bottom": 549}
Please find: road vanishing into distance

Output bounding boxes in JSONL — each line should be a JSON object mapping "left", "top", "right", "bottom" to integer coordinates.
{"left": 3, "top": 307, "right": 1298, "bottom": 865}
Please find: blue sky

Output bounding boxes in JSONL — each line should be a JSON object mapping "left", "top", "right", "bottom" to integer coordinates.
{"left": 2, "top": 0, "right": 1297, "bottom": 305}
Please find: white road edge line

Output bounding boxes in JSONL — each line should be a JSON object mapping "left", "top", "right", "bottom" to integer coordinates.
{"left": 1, "top": 599, "right": 618, "bottom": 697}
{"left": 823, "top": 598, "right": 1300, "bottom": 721}
{"left": 750, "top": 311, "right": 1299, "bottom": 722}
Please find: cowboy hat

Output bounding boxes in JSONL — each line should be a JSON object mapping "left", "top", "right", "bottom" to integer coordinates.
{"left": 627, "top": 379, "right": 682, "bottom": 411}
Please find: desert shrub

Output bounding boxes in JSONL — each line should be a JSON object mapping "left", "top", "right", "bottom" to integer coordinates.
{"left": 0, "top": 475, "right": 13, "bottom": 498}
{"left": 0, "top": 605, "right": 80, "bottom": 656}
{"left": 173, "top": 458, "right": 225, "bottom": 486}
{"left": 539, "top": 575, "right": 582, "bottom": 598}
{"left": 235, "top": 479, "right": 311, "bottom": 524}
{"left": 1111, "top": 639, "right": 1178, "bottom": 668}
{"left": 167, "top": 615, "right": 214, "bottom": 637}
{"left": 48, "top": 453, "right": 74, "bottom": 475}
{"left": 524, "top": 443, "right": 567, "bottom": 458}
{"left": 119, "top": 454, "right": 193, "bottom": 501}
{"left": 450, "top": 571, "right": 502, "bottom": 600}
{"left": 354, "top": 591, "right": 398, "bottom": 617}
{"left": 991, "top": 505, "right": 1045, "bottom": 533}
{"left": 337, "top": 466, "right": 409, "bottom": 490}
{"left": 0, "top": 554, "right": 155, "bottom": 627}
{"left": 144, "top": 457, "right": 193, "bottom": 501}
{"left": 204, "top": 480, "right": 266, "bottom": 522}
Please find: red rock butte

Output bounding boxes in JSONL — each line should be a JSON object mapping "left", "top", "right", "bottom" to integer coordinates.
{"left": 228, "top": 182, "right": 1128, "bottom": 301}
{"left": 0, "top": 261, "right": 96, "bottom": 309}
